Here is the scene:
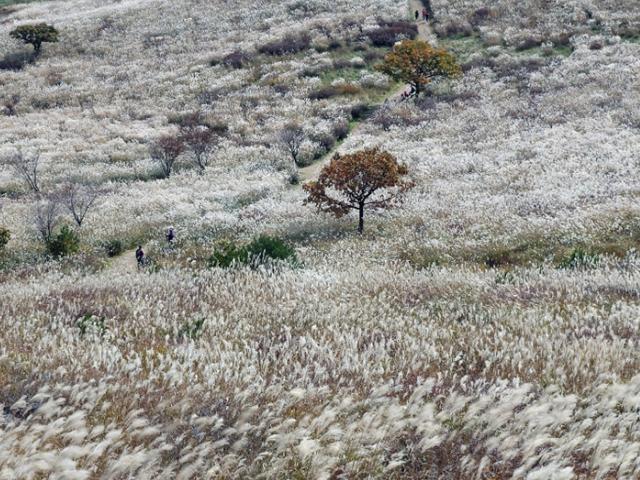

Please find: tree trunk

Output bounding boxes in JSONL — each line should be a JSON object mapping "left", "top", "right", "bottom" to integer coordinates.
{"left": 358, "top": 203, "right": 364, "bottom": 234}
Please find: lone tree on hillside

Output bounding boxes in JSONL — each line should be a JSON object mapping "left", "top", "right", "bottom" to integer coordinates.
{"left": 149, "top": 134, "right": 184, "bottom": 178}
{"left": 375, "top": 39, "right": 461, "bottom": 97}
{"left": 279, "top": 122, "right": 305, "bottom": 168}
{"left": 10, "top": 23, "right": 59, "bottom": 56}
{"left": 303, "top": 148, "right": 413, "bottom": 234}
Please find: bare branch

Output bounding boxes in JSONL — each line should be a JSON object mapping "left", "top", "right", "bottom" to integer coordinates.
{"left": 4, "top": 149, "right": 41, "bottom": 193}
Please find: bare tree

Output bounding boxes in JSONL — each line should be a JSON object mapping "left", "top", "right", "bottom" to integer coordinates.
{"left": 180, "top": 126, "right": 216, "bottom": 174}
{"left": 59, "top": 182, "right": 100, "bottom": 227}
{"left": 149, "top": 134, "right": 184, "bottom": 178}
{"left": 279, "top": 122, "right": 305, "bottom": 168}
{"left": 5, "top": 149, "right": 41, "bottom": 193}
{"left": 34, "top": 196, "right": 61, "bottom": 244}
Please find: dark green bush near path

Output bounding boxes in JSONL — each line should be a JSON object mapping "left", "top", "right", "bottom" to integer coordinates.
{"left": 47, "top": 226, "right": 80, "bottom": 258}
{"left": 209, "top": 235, "right": 297, "bottom": 268}
{"left": 103, "top": 239, "right": 124, "bottom": 258}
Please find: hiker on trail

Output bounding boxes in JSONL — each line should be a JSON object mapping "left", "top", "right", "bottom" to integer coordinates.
{"left": 135, "top": 245, "right": 145, "bottom": 269}
{"left": 166, "top": 226, "right": 175, "bottom": 244}
{"left": 423, "top": 8, "right": 429, "bottom": 21}
{"left": 414, "top": 10, "right": 419, "bottom": 21}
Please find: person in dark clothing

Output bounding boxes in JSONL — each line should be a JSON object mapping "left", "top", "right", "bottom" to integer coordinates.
{"left": 135, "top": 245, "right": 144, "bottom": 269}
{"left": 423, "top": 8, "right": 429, "bottom": 21}
{"left": 415, "top": 10, "right": 419, "bottom": 21}
{"left": 166, "top": 226, "right": 175, "bottom": 244}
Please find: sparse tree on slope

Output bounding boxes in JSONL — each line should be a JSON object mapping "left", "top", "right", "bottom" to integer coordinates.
{"left": 10, "top": 23, "right": 59, "bottom": 56}
{"left": 5, "top": 149, "right": 41, "bottom": 193}
{"left": 149, "top": 134, "right": 184, "bottom": 178}
{"left": 181, "top": 126, "right": 216, "bottom": 174}
{"left": 376, "top": 39, "right": 461, "bottom": 97}
{"left": 280, "top": 122, "right": 305, "bottom": 168}
{"left": 303, "top": 148, "right": 413, "bottom": 234}
{"left": 59, "top": 182, "right": 101, "bottom": 228}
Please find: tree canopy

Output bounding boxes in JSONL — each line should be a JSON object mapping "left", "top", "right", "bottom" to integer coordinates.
{"left": 375, "top": 39, "right": 461, "bottom": 96}
{"left": 303, "top": 148, "right": 413, "bottom": 234}
{"left": 10, "top": 23, "right": 59, "bottom": 55}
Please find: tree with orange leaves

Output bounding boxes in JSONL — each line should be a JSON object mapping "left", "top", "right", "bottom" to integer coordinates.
{"left": 303, "top": 148, "right": 413, "bottom": 234}
{"left": 375, "top": 39, "right": 461, "bottom": 97}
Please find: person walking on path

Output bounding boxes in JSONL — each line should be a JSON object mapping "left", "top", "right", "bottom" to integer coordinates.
{"left": 422, "top": 8, "right": 429, "bottom": 21}
{"left": 414, "top": 10, "right": 419, "bottom": 21}
{"left": 135, "top": 245, "right": 145, "bottom": 270}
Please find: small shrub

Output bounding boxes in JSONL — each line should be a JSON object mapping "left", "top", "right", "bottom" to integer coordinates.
{"left": 0, "top": 51, "right": 35, "bottom": 71}
{"left": 245, "top": 235, "right": 297, "bottom": 264}
{"left": 208, "top": 236, "right": 297, "bottom": 268}
{"left": 208, "top": 239, "right": 248, "bottom": 268}
{"left": 259, "top": 33, "right": 311, "bottom": 56}
{"left": 0, "top": 227, "right": 10, "bottom": 251}
{"left": 367, "top": 21, "right": 418, "bottom": 47}
{"left": 350, "top": 103, "right": 373, "bottom": 120}
{"left": 557, "top": 248, "right": 600, "bottom": 269}
{"left": 47, "top": 226, "right": 80, "bottom": 258}
{"left": 310, "top": 130, "right": 336, "bottom": 152}
{"left": 103, "top": 239, "right": 124, "bottom": 258}
{"left": 222, "top": 50, "right": 251, "bottom": 69}
{"left": 178, "top": 318, "right": 205, "bottom": 341}
{"left": 515, "top": 36, "right": 543, "bottom": 51}
{"left": 435, "top": 20, "right": 473, "bottom": 38}
{"left": 77, "top": 314, "right": 107, "bottom": 337}
{"left": 469, "top": 7, "right": 492, "bottom": 26}
{"left": 309, "top": 85, "right": 338, "bottom": 100}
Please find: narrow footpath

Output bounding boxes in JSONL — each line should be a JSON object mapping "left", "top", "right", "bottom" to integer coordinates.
{"left": 298, "top": 0, "right": 438, "bottom": 183}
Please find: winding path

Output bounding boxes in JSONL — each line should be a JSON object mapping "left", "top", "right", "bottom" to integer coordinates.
{"left": 297, "top": 0, "right": 438, "bottom": 183}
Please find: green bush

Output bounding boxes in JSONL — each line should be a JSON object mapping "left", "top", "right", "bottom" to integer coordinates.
{"left": 178, "top": 318, "right": 205, "bottom": 341}
{"left": 245, "top": 235, "right": 297, "bottom": 263}
{"left": 208, "top": 235, "right": 297, "bottom": 268}
{"left": 103, "top": 239, "right": 124, "bottom": 257}
{"left": 47, "top": 226, "right": 80, "bottom": 258}
{"left": 77, "top": 314, "right": 107, "bottom": 337}
{"left": 557, "top": 247, "right": 600, "bottom": 270}
{"left": 208, "top": 239, "right": 248, "bottom": 268}
{"left": 0, "top": 227, "right": 10, "bottom": 251}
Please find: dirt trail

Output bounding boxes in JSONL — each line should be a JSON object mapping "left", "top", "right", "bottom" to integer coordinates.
{"left": 106, "top": 248, "right": 138, "bottom": 274}
{"left": 298, "top": 0, "right": 437, "bottom": 183}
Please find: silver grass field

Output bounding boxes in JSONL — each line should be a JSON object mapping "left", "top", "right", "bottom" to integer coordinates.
{"left": 0, "top": 0, "right": 639, "bottom": 478}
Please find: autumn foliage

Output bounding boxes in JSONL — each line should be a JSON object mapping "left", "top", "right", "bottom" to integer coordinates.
{"left": 303, "top": 148, "right": 413, "bottom": 233}
{"left": 375, "top": 39, "right": 461, "bottom": 96}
